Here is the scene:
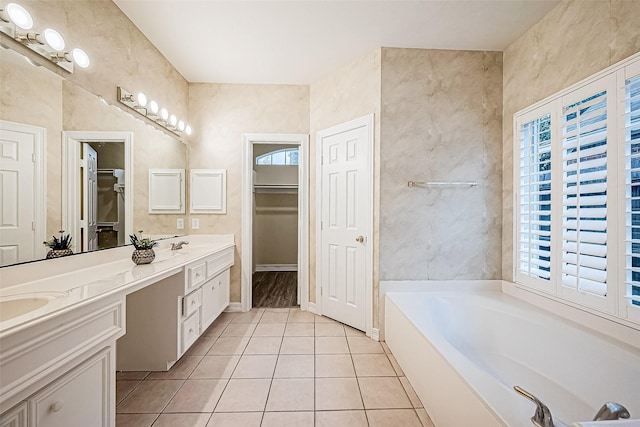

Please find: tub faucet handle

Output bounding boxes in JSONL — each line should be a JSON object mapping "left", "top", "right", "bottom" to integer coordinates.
{"left": 593, "top": 402, "right": 630, "bottom": 421}
{"left": 514, "top": 386, "right": 554, "bottom": 427}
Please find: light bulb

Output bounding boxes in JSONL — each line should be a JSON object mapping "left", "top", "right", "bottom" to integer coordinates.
{"left": 7, "top": 3, "right": 33, "bottom": 30}
{"left": 137, "top": 92, "right": 147, "bottom": 107}
{"left": 43, "top": 28, "right": 65, "bottom": 51}
{"left": 185, "top": 125, "right": 192, "bottom": 136}
{"left": 71, "top": 48, "right": 90, "bottom": 68}
{"left": 149, "top": 100, "right": 159, "bottom": 115}
{"left": 160, "top": 108, "right": 169, "bottom": 121}
{"left": 178, "top": 120, "right": 185, "bottom": 131}
{"left": 169, "top": 114, "right": 177, "bottom": 126}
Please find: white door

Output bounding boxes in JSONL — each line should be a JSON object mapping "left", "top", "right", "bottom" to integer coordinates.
{"left": 82, "top": 143, "right": 98, "bottom": 251}
{"left": 0, "top": 121, "right": 44, "bottom": 266}
{"left": 318, "top": 115, "right": 373, "bottom": 332}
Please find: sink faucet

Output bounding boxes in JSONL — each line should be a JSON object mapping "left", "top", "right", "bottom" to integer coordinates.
{"left": 514, "top": 386, "right": 554, "bottom": 427}
{"left": 593, "top": 402, "right": 630, "bottom": 421}
{"left": 171, "top": 241, "right": 189, "bottom": 251}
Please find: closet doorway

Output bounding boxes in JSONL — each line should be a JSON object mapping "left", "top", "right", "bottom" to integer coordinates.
{"left": 241, "top": 134, "right": 309, "bottom": 312}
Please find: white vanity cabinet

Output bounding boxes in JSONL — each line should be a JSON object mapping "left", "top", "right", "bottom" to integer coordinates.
{"left": 117, "top": 246, "right": 234, "bottom": 371}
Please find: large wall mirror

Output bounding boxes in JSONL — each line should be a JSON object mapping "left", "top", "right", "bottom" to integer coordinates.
{"left": 0, "top": 45, "right": 187, "bottom": 267}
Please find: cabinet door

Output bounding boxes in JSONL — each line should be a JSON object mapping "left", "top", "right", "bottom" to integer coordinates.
{"left": 0, "top": 402, "right": 27, "bottom": 427}
{"left": 29, "top": 347, "right": 112, "bottom": 427}
{"left": 201, "top": 269, "right": 230, "bottom": 331}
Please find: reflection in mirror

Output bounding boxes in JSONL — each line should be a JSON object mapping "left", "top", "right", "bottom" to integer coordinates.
{"left": 0, "top": 45, "right": 187, "bottom": 267}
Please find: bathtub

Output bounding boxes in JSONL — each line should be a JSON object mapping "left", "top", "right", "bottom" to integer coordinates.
{"left": 384, "top": 289, "right": 640, "bottom": 427}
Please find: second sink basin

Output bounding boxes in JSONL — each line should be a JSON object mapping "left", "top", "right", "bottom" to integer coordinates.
{"left": 0, "top": 292, "right": 66, "bottom": 322}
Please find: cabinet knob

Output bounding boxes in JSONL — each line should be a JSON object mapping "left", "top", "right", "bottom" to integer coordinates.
{"left": 189, "top": 328, "right": 194, "bottom": 334}
{"left": 191, "top": 300, "right": 196, "bottom": 305}
{"left": 50, "top": 400, "right": 64, "bottom": 413}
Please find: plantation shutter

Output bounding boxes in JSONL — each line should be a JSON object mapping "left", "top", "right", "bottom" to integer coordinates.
{"left": 561, "top": 89, "right": 609, "bottom": 297}
{"left": 518, "top": 114, "right": 552, "bottom": 282}
{"left": 625, "top": 73, "right": 640, "bottom": 307}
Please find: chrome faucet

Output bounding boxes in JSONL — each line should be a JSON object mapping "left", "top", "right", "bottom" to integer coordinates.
{"left": 514, "top": 386, "right": 555, "bottom": 427}
{"left": 593, "top": 402, "right": 630, "bottom": 421}
{"left": 170, "top": 241, "right": 189, "bottom": 251}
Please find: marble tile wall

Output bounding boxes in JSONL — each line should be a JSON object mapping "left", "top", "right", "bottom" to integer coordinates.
{"left": 502, "top": 0, "right": 640, "bottom": 280}
{"left": 379, "top": 48, "right": 503, "bottom": 281}
{"left": 188, "top": 83, "right": 309, "bottom": 302}
{"left": 309, "top": 49, "right": 382, "bottom": 314}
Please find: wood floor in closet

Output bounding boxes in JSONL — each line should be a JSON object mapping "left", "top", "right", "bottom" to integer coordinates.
{"left": 252, "top": 271, "right": 298, "bottom": 308}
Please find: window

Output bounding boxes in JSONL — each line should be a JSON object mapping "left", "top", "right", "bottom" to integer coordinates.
{"left": 256, "top": 148, "right": 299, "bottom": 166}
{"left": 514, "top": 53, "right": 640, "bottom": 325}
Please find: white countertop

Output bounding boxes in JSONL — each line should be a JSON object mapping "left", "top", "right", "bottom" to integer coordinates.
{"left": 0, "top": 234, "right": 234, "bottom": 337}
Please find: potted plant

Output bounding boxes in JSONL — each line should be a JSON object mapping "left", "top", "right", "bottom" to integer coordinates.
{"left": 44, "top": 230, "right": 73, "bottom": 259}
{"left": 129, "top": 231, "right": 158, "bottom": 265}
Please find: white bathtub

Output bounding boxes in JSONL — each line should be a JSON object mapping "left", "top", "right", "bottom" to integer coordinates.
{"left": 384, "top": 290, "right": 640, "bottom": 427}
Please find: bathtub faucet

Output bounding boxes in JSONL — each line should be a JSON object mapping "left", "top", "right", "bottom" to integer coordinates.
{"left": 514, "top": 386, "right": 554, "bottom": 427}
{"left": 593, "top": 402, "right": 630, "bottom": 421}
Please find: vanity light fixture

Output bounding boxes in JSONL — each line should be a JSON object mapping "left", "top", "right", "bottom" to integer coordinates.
{"left": 116, "top": 86, "right": 192, "bottom": 137}
{"left": 0, "top": 2, "right": 90, "bottom": 73}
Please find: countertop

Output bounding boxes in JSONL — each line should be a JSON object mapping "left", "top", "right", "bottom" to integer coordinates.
{"left": 0, "top": 234, "right": 234, "bottom": 337}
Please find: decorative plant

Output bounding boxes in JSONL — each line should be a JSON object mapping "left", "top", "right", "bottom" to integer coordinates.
{"left": 43, "top": 230, "right": 72, "bottom": 250}
{"left": 129, "top": 230, "right": 158, "bottom": 250}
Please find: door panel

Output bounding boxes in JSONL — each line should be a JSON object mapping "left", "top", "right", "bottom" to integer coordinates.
{"left": 319, "top": 120, "right": 371, "bottom": 331}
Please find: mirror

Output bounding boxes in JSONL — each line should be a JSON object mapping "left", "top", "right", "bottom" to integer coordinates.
{"left": 0, "top": 46, "right": 187, "bottom": 266}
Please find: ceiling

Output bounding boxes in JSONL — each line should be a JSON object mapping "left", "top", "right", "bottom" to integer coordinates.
{"left": 113, "top": 0, "right": 560, "bottom": 85}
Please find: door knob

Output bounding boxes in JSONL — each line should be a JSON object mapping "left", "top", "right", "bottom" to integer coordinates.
{"left": 356, "top": 236, "right": 365, "bottom": 243}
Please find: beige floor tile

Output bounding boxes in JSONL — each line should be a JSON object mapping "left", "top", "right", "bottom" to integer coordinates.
{"left": 366, "top": 409, "right": 423, "bottom": 427}
{"left": 205, "top": 412, "right": 262, "bottom": 427}
{"left": 202, "top": 321, "right": 228, "bottom": 338}
{"left": 260, "top": 311, "right": 289, "bottom": 323}
{"left": 315, "top": 378, "right": 364, "bottom": 410}
{"left": 207, "top": 337, "right": 250, "bottom": 355}
{"left": 265, "top": 307, "right": 291, "bottom": 313}
{"left": 116, "top": 380, "right": 140, "bottom": 405}
{"left": 215, "top": 378, "right": 271, "bottom": 412}
{"left": 232, "top": 354, "right": 278, "bottom": 378}
{"left": 230, "top": 309, "right": 264, "bottom": 324}
{"left": 253, "top": 322, "right": 286, "bottom": 337}
{"left": 315, "top": 336, "right": 349, "bottom": 354}
{"left": 152, "top": 413, "right": 211, "bottom": 427}
{"left": 244, "top": 336, "right": 282, "bottom": 354}
{"left": 116, "top": 379, "right": 184, "bottom": 413}
{"left": 265, "top": 378, "right": 314, "bottom": 411}
{"left": 315, "top": 410, "right": 368, "bottom": 427}
{"left": 185, "top": 337, "right": 217, "bottom": 356}
{"left": 358, "top": 377, "right": 412, "bottom": 409}
{"left": 215, "top": 312, "right": 237, "bottom": 323}
{"left": 190, "top": 355, "right": 240, "bottom": 379}
{"left": 115, "top": 413, "right": 158, "bottom": 427}
{"left": 288, "top": 309, "right": 316, "bottom": 323}
{"left": 314, "top": 315, "right": 336, "bottom": 323}
{"left": 116, "top": 371, "right": 149, "bottom": 380}
{"left": 262, "top": 411, "right": 314, "bottom": 427}
{"left": 352, "top": 354, "right": 396, "bottom": 377}
{"left": 347, "top": 336, "right": 384, "bottom": 353}
{"left": 315, "top": 322, "right": 346, "bottom": 336}
{"left": 381, "top": 341, "right": 392, "bottom": 354}
{"left": 416, "top": 408, "right": 436, "bottom": 427}
{"left": 399, "top": 376, "right": 423, "bottom": 408}
{"left": 148, "top": 356, "right": 202, "bottom": 379}
{"left": 280, "top": 336, "right": 314, "bottom": 354}
{"left": 345, "top": 326, "right": 366, "bottom": 337}
{"left": 315, "top": 354, "right": 355, "bottom": 377}
{"left": 387, "top": 353, "right": 405, "bottom": 376}
{"left": 284, "top": 322, "right": 315, "bottom": 336}
{"left": 274, "top": 354, "right": 314, "bottom": 378}
{"left": 220, "top": 323, "right": 257, "bottom": 337}
{"left": 164, "top": 379, "right": 227, "bottom": 412}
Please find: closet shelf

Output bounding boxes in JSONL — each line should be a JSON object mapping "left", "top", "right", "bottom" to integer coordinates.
{"left": 254, "top": 184, "right": 298, "bottom": 194}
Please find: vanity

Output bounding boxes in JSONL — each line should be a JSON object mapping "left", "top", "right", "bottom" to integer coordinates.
{"left": 0, "top": 235, "right": 234, "bottom": 427}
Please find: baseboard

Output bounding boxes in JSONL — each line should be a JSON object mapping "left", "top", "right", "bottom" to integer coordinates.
{"left": 255, "top": 264, "right": 298, "bottom": 272}
{"left": 371, "top": 328, "right": 380, "bottom": 342}
{"left": 224, "top": 302, "right": 243, "bottom": 312}
{"left": 307, "top": 302, "right": 318, "bottom": 314}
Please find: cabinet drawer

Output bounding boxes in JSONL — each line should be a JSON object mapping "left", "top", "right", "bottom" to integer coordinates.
{"left": 0, "top": 402, "right": 27, "bottom": 427}
{"left": 185, "top": 262, "right": 207, "bottom": 293}
{"left": 181, "top": 312, "right": 200, "bottom": 354}
{"left": 183, "top": 288, "right": 201, "bottom": 318}
{"left": 205, "top": 247, "right": 234, "bottom": 279}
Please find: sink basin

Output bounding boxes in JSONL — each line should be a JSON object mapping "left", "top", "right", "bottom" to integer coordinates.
{"left": 0, "top": 292, "right": 66, "bottom": 321}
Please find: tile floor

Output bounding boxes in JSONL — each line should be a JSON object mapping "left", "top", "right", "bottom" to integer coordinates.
{"left": 116, "top": 308, "right": 436, "bottom": 427}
